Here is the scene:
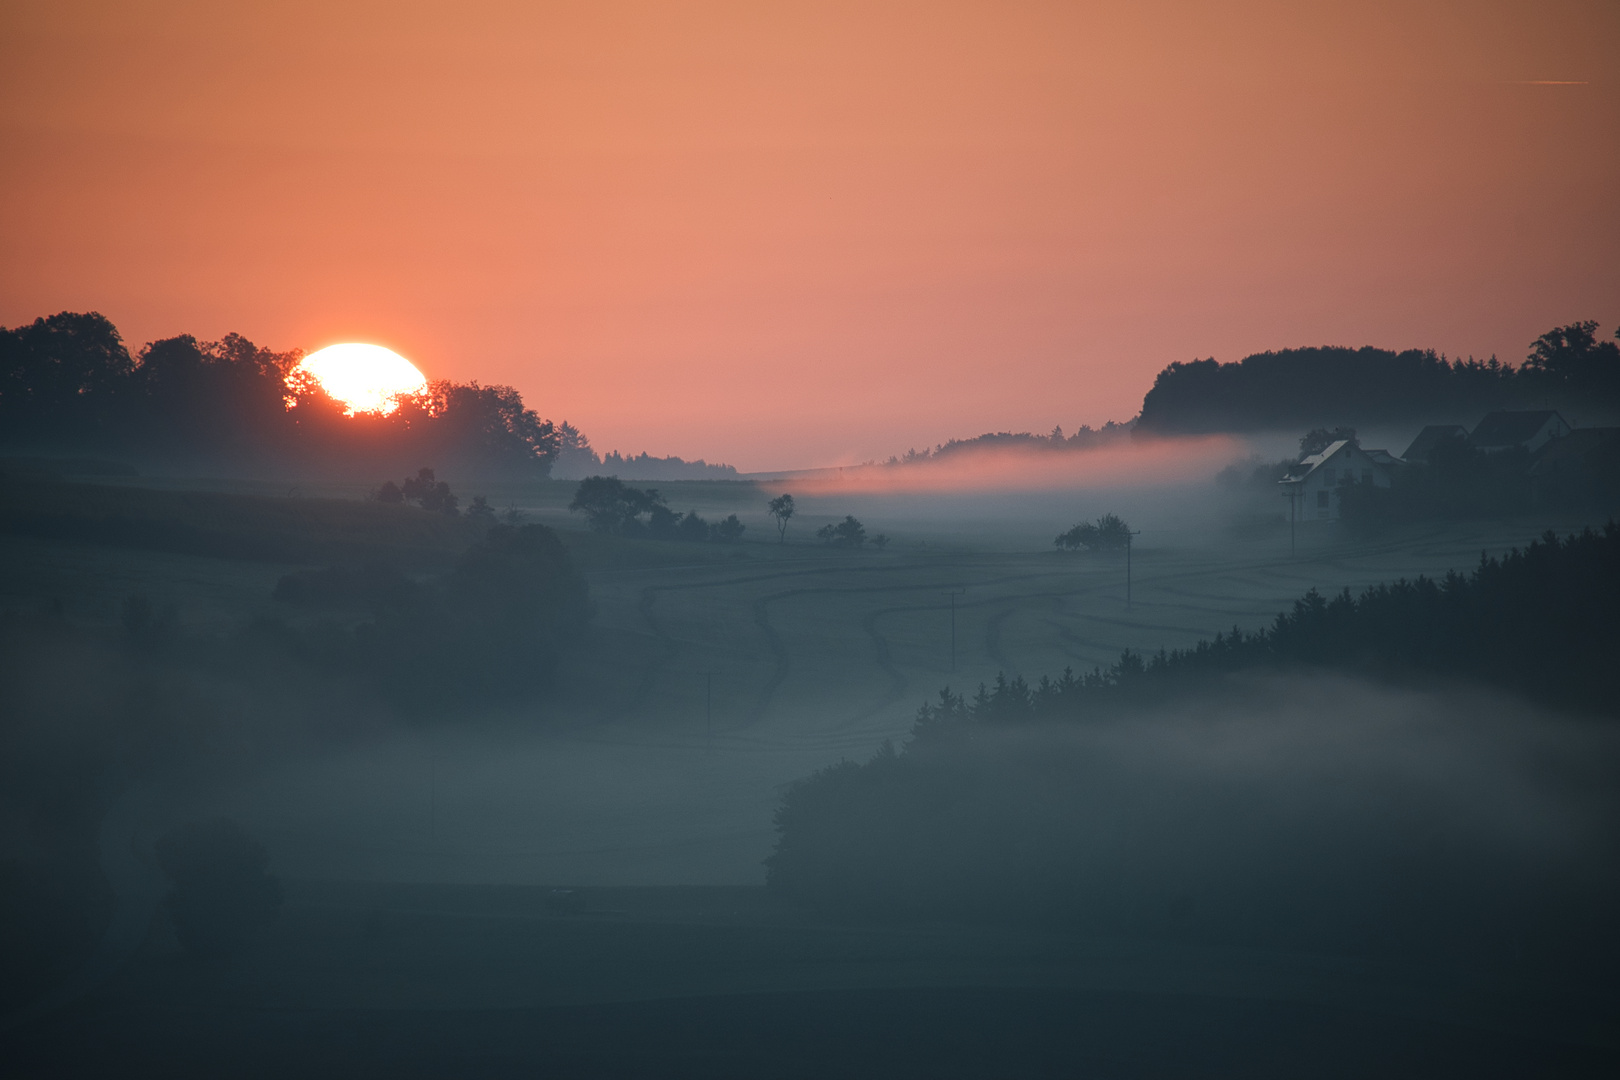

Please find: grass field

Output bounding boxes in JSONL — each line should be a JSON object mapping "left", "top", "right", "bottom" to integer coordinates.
{"left": 2, "top": 472, "right": 1596, "bottom": 888}
{"left": 131, "top": 487, "right": 1594, "bottom": 890}
{"left": 4, "top": 471, "right": 1613, "bottom": 1075}
{"left": 7, "top": 879, "right": 1615, "bottom": 1078}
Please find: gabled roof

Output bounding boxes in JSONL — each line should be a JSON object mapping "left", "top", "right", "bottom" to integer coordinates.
{"left": 1363, "top": 449, "right": 1404, "bottom": 468}
{"left": 1526, "top": 427, "right": 1620, "bottom": 474}
{"left": 1471, "top": 411, "right": 1567, "bottom": 449}
{"left": 1402, "top": 424, "right": 1468, "bottom": 462}
{"left": 1280, "top": 439, "right": 1352, "bottom": 484}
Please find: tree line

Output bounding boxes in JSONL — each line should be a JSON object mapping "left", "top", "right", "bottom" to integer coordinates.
{"left": 946, "top": 523, "right": 1620, "bottom": 724}
{"left": 765, "top": 524, "right": 1620, "bottom": 944}
{"left": 0, "top": 311, "right": 564, "bottom": 474}
{"left": 1137, "top": 321, "right": 1620, "bottom": 435}
{"left": 551, "top": 424, "right": 741, "bottom": 480}
{"left": 887, "top": 421, "right": 1135, "bottom": 465}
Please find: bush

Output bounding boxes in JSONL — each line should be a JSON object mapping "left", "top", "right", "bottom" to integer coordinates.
{"left": 1054, "top": 513, "right": 1131, "bottom": 551}
{"left": 567, "top": 478, "right": 746, "bottom": 545}
{"left": 816, "top": 515, "right": 867, "bottom": 547}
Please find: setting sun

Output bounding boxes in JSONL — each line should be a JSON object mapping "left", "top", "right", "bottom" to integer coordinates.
{"left": 292, "top": 343, "right": 428, "bottom": 415}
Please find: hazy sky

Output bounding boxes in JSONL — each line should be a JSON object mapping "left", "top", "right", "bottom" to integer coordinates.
{"left": 2, "top": 1, "right": 1616, "bottom": 469}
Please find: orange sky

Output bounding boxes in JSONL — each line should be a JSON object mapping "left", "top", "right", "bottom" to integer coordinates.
{"left": 2, "top": 1, "right": 1616, "bottom": 470}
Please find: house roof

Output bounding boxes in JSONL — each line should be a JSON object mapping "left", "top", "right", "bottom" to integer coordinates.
{"left": 1401, "top": 425, "right": 1468, "bottom": 461}
{"left": 1363, "top": 448, "right": 1404, "bottom": 467}
{"left": 1280, "top": 439, "right": 1352, "bottom": 484}
{"left": 1471, "top": 410, "right": 1566, "bottom": 449}
{"left": 1526, "top": 427, "right": 1620, "bottom": 474}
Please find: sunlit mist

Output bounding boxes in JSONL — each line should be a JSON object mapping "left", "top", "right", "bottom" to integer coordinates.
{"left": 769, "top": 435, "right": 1243, "bottom": 497}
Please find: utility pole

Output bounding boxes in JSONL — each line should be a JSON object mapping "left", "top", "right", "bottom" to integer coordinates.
{"left": 944, "top": 589, "right": 965, "bottom": 674}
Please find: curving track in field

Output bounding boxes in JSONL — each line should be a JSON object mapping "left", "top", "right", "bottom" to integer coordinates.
{"left": 606, "top": 522, "right": 1546, "bottom": 745}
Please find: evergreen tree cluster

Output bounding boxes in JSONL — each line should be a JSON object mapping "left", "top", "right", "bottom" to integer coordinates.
{"left": 914, "top": 523, "right": 1620, "bottom": 734}
{"left": 768, "top": 525, "right": 1620, "bottom": 945}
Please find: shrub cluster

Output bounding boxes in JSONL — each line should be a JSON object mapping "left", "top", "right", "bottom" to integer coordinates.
{"left": 1053, "top": 513, "right": 1131, "bottom": 551}
{"left": 568, "top": 476, "right": 744, "bottom": 543}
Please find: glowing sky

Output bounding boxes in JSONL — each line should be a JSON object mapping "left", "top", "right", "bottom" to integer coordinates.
{"left": 2, "top": 1, "right": 1616, "bottom": 469}
{"left": 294, "top": 343, "right": 428, "bottom": 415}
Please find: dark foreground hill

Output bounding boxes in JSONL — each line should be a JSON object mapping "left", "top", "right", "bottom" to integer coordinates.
{"left": 768, "top": 526, "right": 1620, "bottom": 979}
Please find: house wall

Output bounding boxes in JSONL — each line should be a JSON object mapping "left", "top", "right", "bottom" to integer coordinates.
{"left": 1526, "top": 416, "right": 1572, "bottom": 455}
{"left": 1286, "top": 445, "right": 1395, "bottom": 522}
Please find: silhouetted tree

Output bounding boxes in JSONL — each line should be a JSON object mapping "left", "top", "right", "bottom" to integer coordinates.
{"left": 568, "top": 476, "right": 663, "bottom": 534}
{"left": 0, "top": 311, "right": 135, "bottom": 446}
{"left": 768, "top": 493, "right": 796, "bottom": 542}
{"left": 817, "top": 515, "right": 867, "bottom": 547}
{"left": 400, "top": 467, "right": 458, "bottom": 515}
{"left": 1, "top": 311, "right": 566, "bottom": 475}
{"left": 1055, "top": 513, "right": 1131, "bottom": 551}
{"left": 1524, "top": 320, "right": 1620, "bottom": 397}
{"left": 678, "top": 511, "right": 710, "bottom": 542}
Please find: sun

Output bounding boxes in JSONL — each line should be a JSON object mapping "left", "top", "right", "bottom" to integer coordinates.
{"left": 290, "top": 343, "right": 428, "bottom": 415}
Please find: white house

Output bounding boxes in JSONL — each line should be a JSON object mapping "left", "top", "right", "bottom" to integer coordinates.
{"left": 1277, "top": 440, "right": 1400, "bottom": 522}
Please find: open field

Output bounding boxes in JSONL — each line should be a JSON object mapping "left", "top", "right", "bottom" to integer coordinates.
{"left": 46, "top": 491, "right": 1583, "bottom": 888}
{"left": 7, "top": 880, "right": 1616, "bottom": 1079}
{"left": 2, "top": 475, "right": 1599, "bottom": 888}
{"left": 4, "top": 471, "right": 1616, "bottom": 1073}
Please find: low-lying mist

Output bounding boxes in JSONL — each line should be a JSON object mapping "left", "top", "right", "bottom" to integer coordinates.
{"left": 771, "top": 673, "right": 1620, "bottom": 970}
{"left": 773, "top": 435, "right": 1244, "bottom": 498}
{"left": 753, "top": 433, "right": 1323, "bottom": 546}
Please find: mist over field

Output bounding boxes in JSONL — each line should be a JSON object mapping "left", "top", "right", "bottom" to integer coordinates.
{"left": 4, "top": 0, "right": 1619, "bottom": 1066}
{"left": 5, "top": 428, "right": 1620, "bottom": 1075}
{"left": 185, "top": 670, "right": 1620, "bottom": 960}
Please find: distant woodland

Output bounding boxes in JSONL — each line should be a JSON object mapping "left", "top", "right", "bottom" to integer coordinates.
{"left": 10, "top": 310, "right": 1617, "bottom": 478}
{"left": 552, "top": 424, "right": 740, "bottom": 481}
{"left": 0, "top": 312, "right": 562, "bottom": 475}
{"left": 1135, "top": 322, "right": 1620, "bottom": 434}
